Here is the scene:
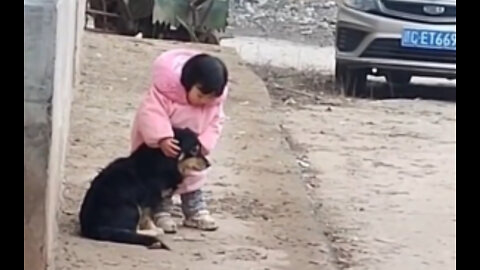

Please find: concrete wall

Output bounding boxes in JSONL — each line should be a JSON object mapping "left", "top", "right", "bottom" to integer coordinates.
{"left": 24, "top": 0, "right": 84, "bottom": 269}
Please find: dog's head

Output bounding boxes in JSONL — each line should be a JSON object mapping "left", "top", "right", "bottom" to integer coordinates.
{"left": 173, "top": 128, "right": 210, "bottom": 176}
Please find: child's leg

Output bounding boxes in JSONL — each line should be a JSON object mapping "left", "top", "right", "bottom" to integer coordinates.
{"left": 181, "top": 189, "right": 218, "bottom": 231}
{"left": 152, "top": 197, "right": 178, "bottom": 233}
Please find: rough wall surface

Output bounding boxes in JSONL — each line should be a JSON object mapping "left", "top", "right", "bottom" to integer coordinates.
{"left": 24, "top": 0, "right": 82, "bottom": 268}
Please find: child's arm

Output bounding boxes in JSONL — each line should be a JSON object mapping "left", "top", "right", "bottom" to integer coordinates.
{"left": 136, "top": 89, "right": 175, "bottom": 147}
{"left": 198, "top": 104, "right": 225, "bottom": 155}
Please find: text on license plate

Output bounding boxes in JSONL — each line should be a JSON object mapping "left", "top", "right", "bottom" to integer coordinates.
{"left": 401, "top": 29, "right": 456, "bottom": 51}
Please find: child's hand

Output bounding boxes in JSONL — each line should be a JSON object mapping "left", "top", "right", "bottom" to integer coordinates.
{"left": 159, "top": 138, "right": 180, "bottom": 157}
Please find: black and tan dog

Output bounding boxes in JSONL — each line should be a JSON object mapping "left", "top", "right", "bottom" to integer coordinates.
{"left": 79, "top": 128, "right": 209, "bottom": 249}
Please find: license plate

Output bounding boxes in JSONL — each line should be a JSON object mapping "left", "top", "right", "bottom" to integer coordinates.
{"left": 401, "top": 29, "right": 456, "bottom": 51}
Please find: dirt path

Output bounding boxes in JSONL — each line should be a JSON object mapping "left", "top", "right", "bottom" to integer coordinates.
{"left": 268, "top": 88, "right": 456, "bottom": 269}
{"left": 247, "top": 64, "right": 456, "bottom": 269}
{"left": 54, "top": 32, "right": 337, "bottom": 270}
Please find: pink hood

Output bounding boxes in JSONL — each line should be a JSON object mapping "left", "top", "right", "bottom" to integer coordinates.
{"left": 151, "top": 49, "right": 228, "bottom": 106}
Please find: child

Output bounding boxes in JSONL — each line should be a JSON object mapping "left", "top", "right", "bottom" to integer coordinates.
{"left": 130, "top": 49, "right": 228, "bottom": 232}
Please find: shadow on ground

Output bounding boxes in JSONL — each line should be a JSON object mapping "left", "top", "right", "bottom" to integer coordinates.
{"left": 250, "top": 65, "right": 456, "bottom": 104}
{"left": 366, "top": 80, "right": 456, "bottom": 102}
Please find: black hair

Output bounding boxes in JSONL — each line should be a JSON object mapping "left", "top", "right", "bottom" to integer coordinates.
{"left": 180, "top": 54, "right": 228, "bottom": 97}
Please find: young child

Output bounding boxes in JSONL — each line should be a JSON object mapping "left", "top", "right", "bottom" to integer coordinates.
{"left": 130, "top": 49, "right": 228, "bottom": 232}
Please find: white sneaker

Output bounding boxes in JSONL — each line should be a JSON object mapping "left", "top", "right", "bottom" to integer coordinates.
{"left": 183, "top": 210, "right": 218, "bottom": 231}
{"left": 153, "top": 212, "right": 177, "bottom": 233}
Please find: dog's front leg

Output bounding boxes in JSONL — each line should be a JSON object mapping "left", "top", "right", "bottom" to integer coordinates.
{"left": 138, "top": 207, "right": 164, "bottom": 234}
{"left": 137, "top": 209, "right": 170, "bottom": 251}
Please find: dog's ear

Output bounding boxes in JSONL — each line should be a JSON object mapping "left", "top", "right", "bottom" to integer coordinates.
{"left": 185, "top": 128, "right": 198, "bottom": 136}
{"left": 173, "top": 128, "right": 199, "bottom": 138}
{"left": 177, "top": 128, "right": 197, "bottom": 136}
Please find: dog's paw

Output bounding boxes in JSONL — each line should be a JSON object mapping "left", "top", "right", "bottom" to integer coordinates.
{"left": 148, "top": 241, "right": 165, "bottom": 249}
{"left": 154, "top": 227, "right": 165, "bottom": 236}
{"left": 138, "top": 229, "right": 160, "bottom": 237}
{"left": 148, "top": 239, "right": 171, "bottom": 250}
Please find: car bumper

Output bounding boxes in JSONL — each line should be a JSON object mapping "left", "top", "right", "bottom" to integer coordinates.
{"left": 335, "top": 5, "right": 456, "bottom": 77}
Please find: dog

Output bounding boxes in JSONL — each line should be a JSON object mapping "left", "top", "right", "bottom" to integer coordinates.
{"left": 79, "top": 128, "right": 210, "bottom": 249}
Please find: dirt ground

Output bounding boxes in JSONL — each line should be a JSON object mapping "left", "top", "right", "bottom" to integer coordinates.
{"left": 277, "top": 99, "right": 456, "bottom": 270}
{"left": 54, "top": 32, "right": 338, "bottom": 270}
{"left": 256, "top": 67, "right": 456, "bottom": 270}
{"left": 54, "top": 32, "right": 456, "bottom": 270}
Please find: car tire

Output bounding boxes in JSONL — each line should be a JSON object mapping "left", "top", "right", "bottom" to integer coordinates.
{"left": 386, "top": 72, "right": 412, "bottom": 85}
{"left": 335, "top": 63, "right": 368, "bottom": 97}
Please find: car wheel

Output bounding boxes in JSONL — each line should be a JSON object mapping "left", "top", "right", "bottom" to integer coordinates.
{"left": 386, "top": 72, "right": 412, "bottom": 85}
{"left": 335, "top": 63, "right": 368, "bottom": 97}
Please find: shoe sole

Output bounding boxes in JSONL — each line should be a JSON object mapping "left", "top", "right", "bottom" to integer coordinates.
{"left": 183, "top": 221, "right": 219, "bottom": 231}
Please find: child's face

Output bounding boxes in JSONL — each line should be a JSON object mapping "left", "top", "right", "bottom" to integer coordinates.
{"left": 187, "top": 85, "right": 217, "bottom": 106}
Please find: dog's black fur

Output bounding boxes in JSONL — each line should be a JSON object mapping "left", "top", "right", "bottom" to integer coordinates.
{"left": 79, "top": 128, "right": 209, "bottom": 248}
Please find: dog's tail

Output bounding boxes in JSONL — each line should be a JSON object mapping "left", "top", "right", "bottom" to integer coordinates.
{"left": 82, "top": 227, "right": 164, "bottom": 248}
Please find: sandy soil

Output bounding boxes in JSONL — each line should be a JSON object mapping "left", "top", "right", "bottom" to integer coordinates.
{"left": 259, "top": 67, "right": 456, "bottom": 270}
{"left": 54, "top": 32, "right": 337, "bottom": 270}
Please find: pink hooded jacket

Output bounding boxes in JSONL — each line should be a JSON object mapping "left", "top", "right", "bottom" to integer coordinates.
{"left": 131, "top": 49, "right": 228, "bottom": 194}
